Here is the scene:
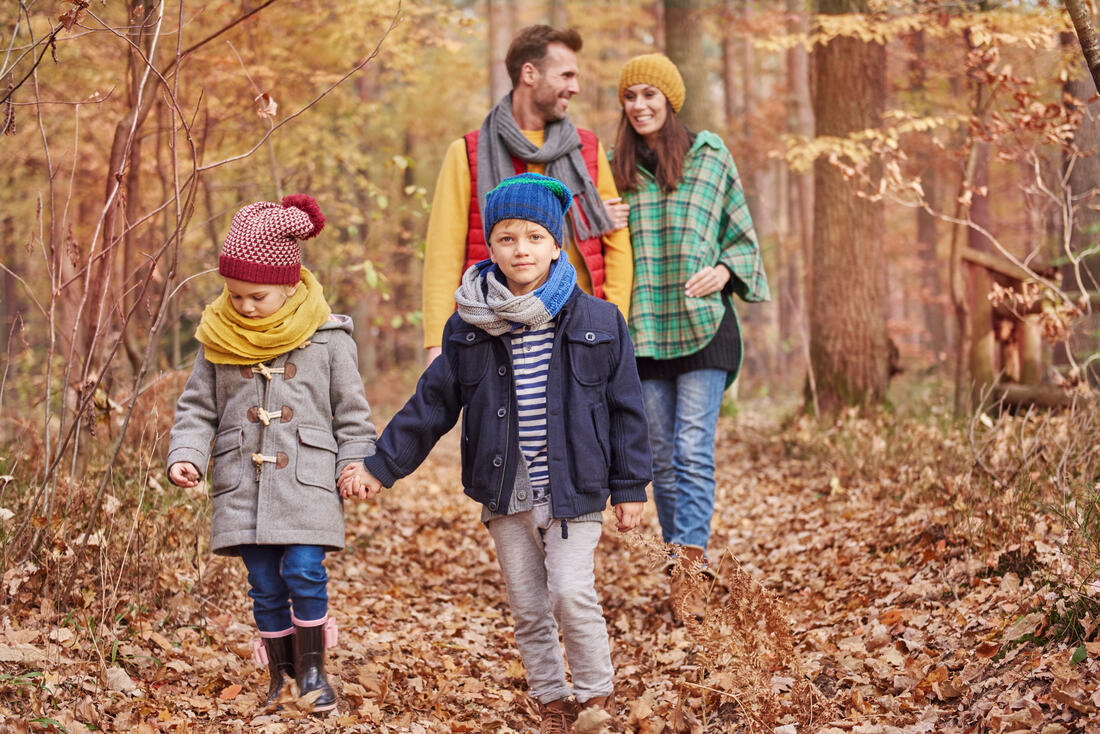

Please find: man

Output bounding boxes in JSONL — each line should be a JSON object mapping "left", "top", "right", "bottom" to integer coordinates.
{"left": 421, "top": 25, "right": 632, "bottom": 362}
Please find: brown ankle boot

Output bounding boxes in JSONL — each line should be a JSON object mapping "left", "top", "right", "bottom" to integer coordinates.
{"left": 576, "top": 689, "right": 616, "bottom": 731}
{"left": 539, "top": 698, "right": 576, "bottom": 734}
{"left": 670, "top": 545, "right": 714, "bottom": 624}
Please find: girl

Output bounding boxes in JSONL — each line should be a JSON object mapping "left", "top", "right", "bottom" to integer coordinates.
{"left": 167, "top": 194, "right": 376, "bottom": 713}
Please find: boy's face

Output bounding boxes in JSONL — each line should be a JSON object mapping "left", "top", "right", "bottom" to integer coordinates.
{"left": 488, "top": 219, "right": 560, "bottom": 296}
{"left": 223, "top": 277, "right": 298, "bottom": 319}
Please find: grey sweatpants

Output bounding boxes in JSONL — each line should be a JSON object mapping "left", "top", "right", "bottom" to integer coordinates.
{"left": 487, "top": 503, "right": 614, "bottom": 704}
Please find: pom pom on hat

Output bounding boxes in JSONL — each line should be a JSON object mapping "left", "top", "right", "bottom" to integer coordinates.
{"left": 218, "top": 194, "right": 325, "bottom": 284}
{"left": 484, "top": 173, "right": 573, "bottom": 247}
{"left": 618, "top": 53, "right": 686, "bottom": 114}
{"left": 280, "top": 193, "right": 325, "bottom": 238}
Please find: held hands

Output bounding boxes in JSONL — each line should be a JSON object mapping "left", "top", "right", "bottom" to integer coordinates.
{"left": 338, "top": 462, "right": 383, "bottom": 500}
{"left": 603, "top": 197, "right": 629, "bottom": 231}
{"left": 684, "top": 264, "right": 731, "bottom": 298}
{"left": 168, "top": 462, "right": 200, "bottom": 488}
{"left": 614, "top": 501, "right": 645, "bottom": 533}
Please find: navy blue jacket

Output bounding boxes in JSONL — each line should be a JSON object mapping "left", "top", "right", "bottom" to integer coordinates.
{"left": 364, "top": 288, "right": 652, "bottom": 519}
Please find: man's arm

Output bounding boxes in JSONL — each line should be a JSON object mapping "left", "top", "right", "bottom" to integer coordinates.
{"left": 422, "top": 138, "right": 474, "bottom": 351}
{"left": 594, "top": 140, "right": 633, "bottom": 320}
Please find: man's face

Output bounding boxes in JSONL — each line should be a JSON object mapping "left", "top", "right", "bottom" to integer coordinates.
{"left": 529, "top": 43, "right": 580, "bottom": 124}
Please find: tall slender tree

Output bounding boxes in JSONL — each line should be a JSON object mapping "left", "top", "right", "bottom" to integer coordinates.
{"left": 808, "top": 0, "right": 890, "bottom": 411}
{"left": 488, "top": 0, "right": 514, "bottom": 105}
{"left": 665, "top": 0, "right": 712, "bottom": 132}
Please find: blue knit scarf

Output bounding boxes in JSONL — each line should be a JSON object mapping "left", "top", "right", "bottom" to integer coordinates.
{"left": 454, "top": 252, "right": 577, "bottom": 335}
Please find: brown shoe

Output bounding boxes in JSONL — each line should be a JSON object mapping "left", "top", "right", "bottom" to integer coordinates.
{"left": 576, "top": 689, "right": 616, "bottom": 731}
{"left": 539, "top": 697, "right": 576, "bottom": 734}
{"left": 670, "top": 545, "right": 714, "bottom": 624}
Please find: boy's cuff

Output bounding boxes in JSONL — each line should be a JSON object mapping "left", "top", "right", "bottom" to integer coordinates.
{"left": 608, "top": 481, "right": 648, "bottom": 506}
{"left": 362, "top": 454, "right": 398, "bottom": 488}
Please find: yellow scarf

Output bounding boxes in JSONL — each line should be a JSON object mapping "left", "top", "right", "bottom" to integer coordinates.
{"left": 196, "top": 267, "right": 332, "bottom": 365}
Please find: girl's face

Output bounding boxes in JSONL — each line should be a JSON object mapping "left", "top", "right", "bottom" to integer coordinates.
{"left": 223, "top": 277, "right": 297, "bottom": 319}
{"left": 622, "top": 83, "right": 669, "bottom": 142}
{"left": 488, "top": 219, "right": 560, "bottom": 296}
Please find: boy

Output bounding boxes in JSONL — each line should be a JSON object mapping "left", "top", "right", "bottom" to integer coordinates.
{"left": 339, "top": 173, "right": 650, "bottom": 732}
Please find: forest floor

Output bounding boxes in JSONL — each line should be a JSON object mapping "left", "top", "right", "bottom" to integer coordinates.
{"left": 2, "top": 392, "right": 1099, "bottom": 733}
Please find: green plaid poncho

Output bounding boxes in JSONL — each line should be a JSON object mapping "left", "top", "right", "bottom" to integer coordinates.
{"left": 624, "top": 131, "right": 770, "bottom": 360}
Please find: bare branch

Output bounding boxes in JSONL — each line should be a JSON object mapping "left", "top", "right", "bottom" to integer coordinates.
{"left": 199, "top": 4, "right": 403, "bottom": 172}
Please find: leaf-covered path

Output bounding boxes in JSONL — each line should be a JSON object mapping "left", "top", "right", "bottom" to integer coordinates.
{"left": 2, "top": 406, "right": 1098, "bottom": 733}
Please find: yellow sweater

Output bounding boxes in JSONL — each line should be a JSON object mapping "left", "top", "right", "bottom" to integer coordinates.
{"left": 421, "top": 129, "right": 633, "bottom": 349}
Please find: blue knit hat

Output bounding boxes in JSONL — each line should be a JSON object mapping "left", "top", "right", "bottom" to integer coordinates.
{"left": 484, "top": 173, "right": 573, "bottom": 246}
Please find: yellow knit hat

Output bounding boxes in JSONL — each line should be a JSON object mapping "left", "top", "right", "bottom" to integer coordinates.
{"left": 618, "top": 53, "right": 686, "bottom": 114}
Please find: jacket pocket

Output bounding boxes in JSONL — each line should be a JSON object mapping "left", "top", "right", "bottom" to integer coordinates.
{"left": 565, "top": 328, "right": 614, "bottom": 386}
{"left": 567, "top": 402, "right": 610, "bottom": 492}
{"left": 591, "top": 402, "right": 611, "bottom": 470}
{"left": 296, "top": 425, "right": 338, "bottom": 491}
{"left": 210, "top": 427, "right": 243, "bottom": 496}
{"left": 448, "top": 329, "right": 493, "bottom": 386}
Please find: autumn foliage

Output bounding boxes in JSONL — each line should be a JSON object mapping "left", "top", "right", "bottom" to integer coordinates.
{"left": 3, "top": 0, "right": 1100, "bottom": 731}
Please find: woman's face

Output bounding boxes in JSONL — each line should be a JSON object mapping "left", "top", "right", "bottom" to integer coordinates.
{"left": 622, "top": 83, "right": 668, "bottom": 142}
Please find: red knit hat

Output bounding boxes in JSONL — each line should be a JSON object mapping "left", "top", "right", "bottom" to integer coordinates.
{"left": 218, "top": 194, "right": 326, "bottom": 284}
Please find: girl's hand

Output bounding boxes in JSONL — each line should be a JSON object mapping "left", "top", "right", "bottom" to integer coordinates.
{"left": 603, "top": 197, "right": 630, "bottom": 231}
{"left": 339, "top": 463, "right": 383, "bottom": 500}
{"left": 685, "top": 264, "right": 731, "bottom": 298}
{"left": 168, "top": 462, "right": 200, "bottom": 488}
{"left": 614, "top": 502, "right": 645, "bottom": 533}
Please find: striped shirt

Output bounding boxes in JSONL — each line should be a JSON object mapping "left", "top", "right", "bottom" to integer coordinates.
{"left": 510, "top": 320, "right": 556, "bottom": 504}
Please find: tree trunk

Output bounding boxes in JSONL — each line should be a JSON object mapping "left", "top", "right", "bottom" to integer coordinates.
{"left": 1059, "top": 31, "right": 1100, "bottom": 375}
{"left": 547, "top": 0, "right": 567, "bottom": 28}
{"left": 488, "top": 0, "right": 514, "bottom": 106}
{"left": 966, "top": 142, "right": 997, "bottom": 408}
{"left": 786, "top": 0, "right": 813, "bottom": 380}
{"left": 0, "top": 216, "right": 14, "bottom": 361}
{"left": 1065, "top": 0, "right": 1100, "bottom": 95}
{"left": 908, "top": 29, "right": 947, "bottom": 360}
{"left": 665, "top": 0, "right": 711, "bottom": 132}
{"left": 808, "top": 0, "right": 889, "bottom": 412}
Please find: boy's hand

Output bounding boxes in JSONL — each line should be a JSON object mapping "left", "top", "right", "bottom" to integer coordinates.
{"left": 168, "top": 462, "right": 200, "bottom": 488}
{"left": 339, "top": 463, "right": 383, "bottom": 499}
{"left": 613, "top": 502, "right": 644, "bottom": 533}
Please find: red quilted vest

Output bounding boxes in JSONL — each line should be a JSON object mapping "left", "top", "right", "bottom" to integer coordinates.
{"left": 463, "top": 129, "right": 606, "bottom": 298}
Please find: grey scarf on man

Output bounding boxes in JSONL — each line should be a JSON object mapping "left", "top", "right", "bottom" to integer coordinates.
{"left": 476, "top": 92, "right": 615, "bottom": 242}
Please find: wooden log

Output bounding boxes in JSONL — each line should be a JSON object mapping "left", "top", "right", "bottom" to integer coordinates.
{"left": 960, "top": 246, "right": 1035, "bottom": 282}
{"left": 991, "top": 383, "right": 1084, "bottom": 410}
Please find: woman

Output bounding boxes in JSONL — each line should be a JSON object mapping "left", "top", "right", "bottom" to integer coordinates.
{"left": 611, "top": 54, "right": 770, "bottom": 621}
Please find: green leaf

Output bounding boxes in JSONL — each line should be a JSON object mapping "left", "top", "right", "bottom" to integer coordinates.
{"left": 1071, "top": 644, "right": 1087, "bottom": 665}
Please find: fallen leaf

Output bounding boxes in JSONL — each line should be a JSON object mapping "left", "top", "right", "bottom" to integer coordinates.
{"left": 105, "top": 667, "right": 136, "bottom": 693}
{"left": 219, "top": 684, "right": 242, "bottom": 700}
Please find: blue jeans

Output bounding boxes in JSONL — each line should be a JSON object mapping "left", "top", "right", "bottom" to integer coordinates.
{"left": 641, "top": 369, "right": 727, "bottom": 549}
{"left": 238, "top": 544, "right": 328, "bottom": 632}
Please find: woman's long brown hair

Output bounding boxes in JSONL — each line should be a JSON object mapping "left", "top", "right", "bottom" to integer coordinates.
{"left": 610, "top": 99, "right": 692, "bottom": 194}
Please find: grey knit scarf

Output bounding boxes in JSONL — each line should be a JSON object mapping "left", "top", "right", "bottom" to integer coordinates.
{"left": 476, "top": 92, "right": 615, "bottom": 242}
{"left": 454, "top": 256, "right": 577, "bottom": 336}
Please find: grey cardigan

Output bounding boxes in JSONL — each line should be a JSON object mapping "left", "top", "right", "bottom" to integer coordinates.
{"left": 167, "top": 315, "right": 376, "bottom": 555}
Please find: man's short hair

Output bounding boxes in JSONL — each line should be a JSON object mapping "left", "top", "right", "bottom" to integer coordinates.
{"left": 505, "top": 25, "right": 583, "bottom": 87}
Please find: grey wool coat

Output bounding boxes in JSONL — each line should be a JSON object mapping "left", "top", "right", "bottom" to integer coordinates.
{"left": 167, "top": 314, "right": 376, "bottom": 555}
